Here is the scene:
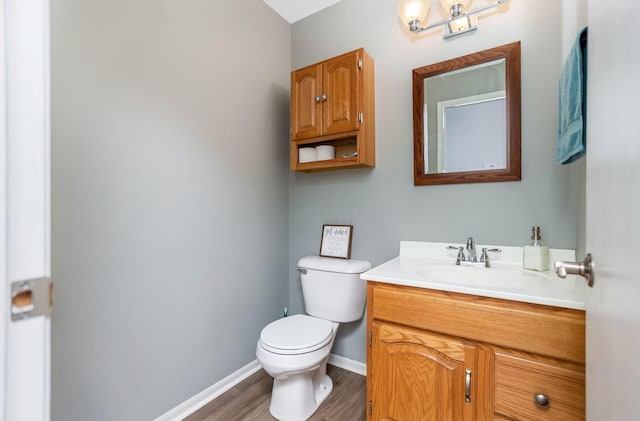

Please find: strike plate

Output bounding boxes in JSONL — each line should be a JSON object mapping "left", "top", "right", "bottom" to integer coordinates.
{"left": 11, "top": 277, "right": 52, "bottom": 321}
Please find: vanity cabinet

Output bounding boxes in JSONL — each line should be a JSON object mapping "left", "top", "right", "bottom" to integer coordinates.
{"left": 366, "top": 282, "right": 586, "bottom": 421}
{"left": 290, "top": 48, "right": 375, "bottom": 172}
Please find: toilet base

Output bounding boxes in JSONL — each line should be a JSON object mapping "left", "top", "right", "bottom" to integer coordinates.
{"left": 269, "top": 371, "right": 333, "bottom": 421}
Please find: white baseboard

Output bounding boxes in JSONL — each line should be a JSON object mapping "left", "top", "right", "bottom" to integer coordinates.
{"left": 154, "top": 359, "right": 261, "bottom": 421}
{"left": 328, "top": 353, "right": 367, "bottom": 376}
{"left": 155, "top": 354, "right": 366, "bottom": 420}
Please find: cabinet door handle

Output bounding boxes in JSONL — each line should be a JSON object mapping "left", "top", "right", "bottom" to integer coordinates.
{"left": 320, "top": 93, "right": 327, "bottom": 102}
{"left": 465, "top": 369, "right": 471, "bottom": 403}
{"left": 314, "top": 96, "right": 321, "bottom": 103}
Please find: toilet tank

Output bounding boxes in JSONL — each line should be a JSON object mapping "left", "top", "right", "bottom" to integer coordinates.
{"left": 298, "top": 256, "right": 372, "bottom": 323}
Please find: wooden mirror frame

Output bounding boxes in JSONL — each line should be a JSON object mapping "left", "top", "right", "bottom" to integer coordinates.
{"left": 412, "top": 42, "right": 521, "bottom": 186}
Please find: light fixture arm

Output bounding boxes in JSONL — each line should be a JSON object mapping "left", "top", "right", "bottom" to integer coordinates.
{"left": 408, "top": 0, "right": 508, "bottom": 34}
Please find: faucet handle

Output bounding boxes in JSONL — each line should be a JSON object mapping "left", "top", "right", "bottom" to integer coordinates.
{"left": 482, "top": 247, "right": 502, "bottom": 253}
{"left": 447, "top": 245, "right": 466, "bottom": 265}
{"left": 480, "top": 248, "right": 502, "bottom": 266}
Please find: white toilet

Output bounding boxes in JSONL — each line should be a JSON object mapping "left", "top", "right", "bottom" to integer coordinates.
{"left": 256, "top": 255, "right": 371, "bottom": 421}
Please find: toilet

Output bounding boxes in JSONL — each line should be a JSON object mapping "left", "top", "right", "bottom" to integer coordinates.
{"left": 256, "top": 255, "right": 371, "bottom": 421}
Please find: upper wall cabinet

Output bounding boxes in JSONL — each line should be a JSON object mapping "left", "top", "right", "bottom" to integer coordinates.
{"left": 290, "top": 48, "right": 375, "bottom": 172}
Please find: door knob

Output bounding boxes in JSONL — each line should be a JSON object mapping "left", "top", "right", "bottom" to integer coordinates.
{"left": 554, "top": 253, "right": 594, "bottom": 287}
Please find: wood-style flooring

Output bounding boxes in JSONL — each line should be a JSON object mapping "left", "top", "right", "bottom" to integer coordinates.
{"left": 185, "top": 365, "right": 366, "bottom": 421}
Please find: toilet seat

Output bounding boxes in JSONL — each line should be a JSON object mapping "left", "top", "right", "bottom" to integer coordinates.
{"left": 259, "top": 314, "right": 333, "bottom": 355}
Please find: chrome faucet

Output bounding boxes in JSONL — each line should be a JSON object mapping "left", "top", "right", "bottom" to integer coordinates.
{"left": 447, "top": 237, "right": 477, "bottom": 265}
{"left": 448, "top": 237, "right": 502, "bottom": 267}
{"left": 466, "top": 237, "right": 477, "bottom": 263}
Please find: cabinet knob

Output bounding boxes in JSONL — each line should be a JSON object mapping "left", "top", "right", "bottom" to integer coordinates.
{"left": 320, "top": 93, "right": 327, "bottom": 102}
{"left": 534, "top": 393, "right": 550, "bottom": 408}
{"left": 314, "top": 96, "right": 321, "bottom": 103}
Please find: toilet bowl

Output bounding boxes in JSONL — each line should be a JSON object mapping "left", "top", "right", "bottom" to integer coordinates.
{"left": 255, "top": 256, "right": 371, "bottom": 421}
{"left": 256, "top": 314, "right": 338, "bottom": 421}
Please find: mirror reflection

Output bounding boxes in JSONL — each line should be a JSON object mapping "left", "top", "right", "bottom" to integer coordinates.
{"left": 413, "top": 42, "right": 521, "bottom": 185}
{"left": 426, "top": 59, "right": 505, "bottom": 173}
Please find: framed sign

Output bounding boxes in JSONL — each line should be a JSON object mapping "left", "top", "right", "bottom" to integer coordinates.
{"left": 319, "top": 224, "right": 353, "bottom": 259}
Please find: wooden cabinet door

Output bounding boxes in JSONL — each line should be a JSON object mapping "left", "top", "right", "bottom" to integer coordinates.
{"left": 291, "top": 51, "right": 360, "bottom": 140}
{"left": 370, "top": 321, "right": 476, "bottom": 421}
{"left": 323, "top": 51, "right": 360, "bottom": 136}
{"left": 291, "top": 63, "right": 323, "bottom": 140}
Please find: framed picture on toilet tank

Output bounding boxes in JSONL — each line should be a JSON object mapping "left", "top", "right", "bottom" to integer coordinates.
{"left": 319, "top": 224, "right": 353, "bottom": 259}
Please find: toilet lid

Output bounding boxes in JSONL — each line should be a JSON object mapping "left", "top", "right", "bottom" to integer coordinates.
{"left": 259, "top": 314, "right": 333, "bottom": 355}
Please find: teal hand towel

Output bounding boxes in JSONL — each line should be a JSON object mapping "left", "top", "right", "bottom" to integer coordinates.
{"left": 556, "top": 27, "right": 588, "bottom": 164}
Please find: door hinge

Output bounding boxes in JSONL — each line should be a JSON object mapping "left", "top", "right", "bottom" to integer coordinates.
{"left": 358, "top": 112, "right": 364, "bottom": 123}
{"left": 368, "top": 400, "right": 372, "bottom": 415}
{"left": 11, "top": 277, "right": 53, "bottom": 321}
{"left": 369, "top": 330, "right": 373, "bottom": 346}
{"left": 358, "top": 58, "right": 363, "bottom": 70}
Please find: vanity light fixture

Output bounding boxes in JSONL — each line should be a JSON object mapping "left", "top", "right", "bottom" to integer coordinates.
{"left": 398, "top": 0, "right": 509, "bottom": 39}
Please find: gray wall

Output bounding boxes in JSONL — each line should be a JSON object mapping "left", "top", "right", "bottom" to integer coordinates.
{"left": 289, "top": 0, "right": 585, "bottom": 363}
{"left": 51, "top": 1, "right": 290, "bottom": 419}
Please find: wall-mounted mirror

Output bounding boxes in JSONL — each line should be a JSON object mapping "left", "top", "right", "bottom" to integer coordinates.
{"left": 412, "top": 42, "right": 521, "bottom": 185}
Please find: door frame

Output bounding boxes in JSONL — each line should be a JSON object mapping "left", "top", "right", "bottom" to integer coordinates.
{"left": 1, "top": 0, "right": 51, "bottom": 419}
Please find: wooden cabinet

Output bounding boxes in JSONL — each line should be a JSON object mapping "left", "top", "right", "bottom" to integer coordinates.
{"left": 371, "top": 321, "right": 476, "bottom": 420}
{"left": 290, "top": 48, "right": 375, "bottom": 172}
{"left": 366, "top": 282, "right": 586, "bottom": 421}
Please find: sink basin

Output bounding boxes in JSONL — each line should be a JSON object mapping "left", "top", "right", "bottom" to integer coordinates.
{"left": 410, "top": 260, "right": 554, "bottom": 288}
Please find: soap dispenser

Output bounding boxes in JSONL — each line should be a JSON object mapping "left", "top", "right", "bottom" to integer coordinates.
{"left": 523, "top": 226, "right": 550, "bottom": 271}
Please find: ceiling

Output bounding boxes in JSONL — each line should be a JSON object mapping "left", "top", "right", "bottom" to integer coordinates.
{"left": 262, "top": 0, "right": 344, "bottom": 23}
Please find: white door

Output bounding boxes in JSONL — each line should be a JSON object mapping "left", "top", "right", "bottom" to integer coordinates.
{"left": 0, "top": 0, "right": 51, "bottom": 419}
{"left": 585, "top": 0, "right": 640, "bottom": 419}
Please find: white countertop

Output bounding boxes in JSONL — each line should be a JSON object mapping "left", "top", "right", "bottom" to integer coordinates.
{"left": 361, "top": 241, "right": 589, "bottom": 310}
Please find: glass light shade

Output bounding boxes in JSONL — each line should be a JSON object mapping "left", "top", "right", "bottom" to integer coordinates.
{"left": 398, "top": 0, "right": 431, "bottom": 26}
{"left": 439, "top": 0, "right": 472, "bottom": 14}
